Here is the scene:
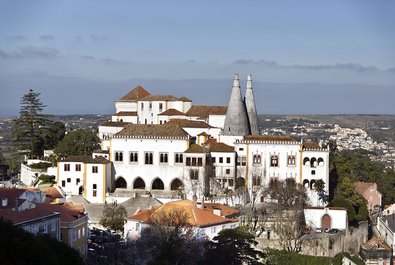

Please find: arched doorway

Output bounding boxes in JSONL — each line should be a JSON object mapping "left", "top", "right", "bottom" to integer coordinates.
{"left": 321, "top": 214, "right": 331, "bottom": 230}
{"left": 79, "top": 186, "right": 83, "bottom": 195}
{"left": 115, "top": 177, "right": 127, "bottom": 189}
{"left": 152, "top": 178, "right": 164, "bottom": 190}
{"left": 235, "top": 177, "right": 245, "bottom": 189}
{"left": 133, "top": 177, "right": 145, "bottom": 189}
{"left": 170, "top": 178, "right": 183, "bottom": 190}
{"left": 303, "top": 179, "right": 310, "bottom": 189}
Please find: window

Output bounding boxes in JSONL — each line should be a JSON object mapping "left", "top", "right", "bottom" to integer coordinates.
{"left": 311, "top": 170, "right": 316, "bottom": 175}
{"left": 145, "top": 152, "right": 153, "bottom": 165}
{"left": 237, "top": 156, "right": 246, "bottom": 166}
{"left": 160, "top": 153, "right": 168, "bottom": 163}
{"left": 159, "top": 103, "right": 163, "bottom": 111}
{"left": 93, "top": 184, "right": 97, "bottom": 189}
{"left": 239, "top": 148, "right": 244, "bottom": 151}
{"left": 76, "top": 178, "right": 80, "bottom": 185}
{"left": 149, "top": 102, "right": 152, "bottom": 110}
{"left": 175, "top": 153, "right": 183, "bottom": 163}
{"left": 93, "top": 190, "right": 97, "bottom": 197}
{"left": 115, "top": 151, "right": 123, "bottom": 162}
{"left": 270, "top": 155, "right": 279, "bottom": 167}
{"left": 226, "top": 157, "right": 231, "bottom": 164}
{"left": 75, "top": 164, "right": 81, "bottom": 171}
{"left": 253, "top": 154, "right": 261, "bottom": 164}
{"left": 212, "top": 157, "right": 216, "bottom": 163}
{"left": 198, "top": 158, "right": 203, "bottom": 166}
{"left": 211, "top": 227, "right": 216, "bottom": 234}
{"left": 141, "top": 103, "right": 144, "bottom": 110}
{"left": 62, "top": 180, "right": 65, "bottom": 187}
{"left": 64, "top": 164, "right": 70, "bottom": 171}
{"left": 192, "top": 157, "right": 197, "bottom": 166}
{"left": 129, "top": 152, "right": 138, "bottom": 163}
{"left": 190, "top": 169, "right": 199, "bottom": 180}
{"left": 253, "top": 176, "right": 261, "bottom": 186}
{"left": 67, "top": 178, "right": 71, "bottom": 183}
{"left": 225, "top": 169, "right": 231, "bottom": 175}
{"left": 219, "top": 157, "right": 223, "bottom": 163}
{"left": 287, "top": 155, "right": 296, "bottom": 166}
{"left": 92, "top": 166, "right": 98, "bottom": 173}
{"left": 229, "top": 179, "right": 234, "bottom": 186}
{"left": 186, "top": 157, "right": 191, "bottom": 166}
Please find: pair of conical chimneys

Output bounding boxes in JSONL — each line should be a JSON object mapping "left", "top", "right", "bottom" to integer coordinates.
{"left": 223, "top": 74, "right": 259, "bottom": 136}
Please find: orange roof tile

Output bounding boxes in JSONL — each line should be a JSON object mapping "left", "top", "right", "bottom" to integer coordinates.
{"left": 184, "top": 144, "right": 209, "bottom": 153}
{"left": 203, "top": 203, "right": 240, "bottom": 218}
{"left": 40, "top": 187, "right": 64, "bottom": 200}
{"left": 0, "top": 206, "right": 60, "bottom": 225}
{"left": 0, "top": 188, "right": 26, "bottom": 209}
{"left": 165, "top": 119, "right": 213, "bottom": 128}
{"left": 186, "top": 106, "right": 227, "bottom": 118}
{"left": 355, "top": 182, "right": 376, "bottom": 195}
{"left": 158, "top": 109, "right": 186, "bottom": 116}
{"left": 302, "top": 141, "right": 322, "bottom": 150}
{"left": 140, "top": 95, "right": 184, "bottom": 102}
{"left": 204, "top": 142, "right": 235, "bottom": 153}
{"left": 119, "top": 86, "right": 151, "bottom": 101}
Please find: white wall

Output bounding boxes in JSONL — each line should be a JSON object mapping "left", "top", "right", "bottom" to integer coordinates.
{"left": 208, "top": 115, "right": 226, "bottom": 129}
{"left": 377, "top": 217, "right": 395, "bottom": 255}
{"left": 115, "top": 101, "right": 137, "bottom": 113}
{"left": 304, "top": 208, "right": 347, "bottom": 230}
{"left": 57, "top": 162, "right": 85, "bottom": 196}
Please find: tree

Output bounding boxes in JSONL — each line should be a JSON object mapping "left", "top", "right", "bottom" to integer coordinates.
{"left": 100, "top": 203, "right": 127, "bottom": 233}
{"left": 313, "top": 179, "right": 328, "bottom": 205}
{"left": 203, "top": 226, "right": 264, "bottom": 265}
{"left": 54, "top": 129, "right": 100, "bottom": 158}
{"left": 43, "top": 121, "right": 66, "bottom": 150}
{"left": 12, "top": 89, "right": 52, "bottom": 157}
{"left": 131, "top": 207, "right": 203, "bottom": 265}
{"left": 265, "top": 178, "right": 309, "bottom": 209}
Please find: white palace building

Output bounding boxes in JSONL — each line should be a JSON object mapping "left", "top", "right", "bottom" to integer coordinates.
{"left": 54, "top": 74, "right": 329, "bottom": 206}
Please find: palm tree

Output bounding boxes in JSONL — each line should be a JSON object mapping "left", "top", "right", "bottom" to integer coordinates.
{"left": 314, "top": 179, "right": 328, "bottom": 205}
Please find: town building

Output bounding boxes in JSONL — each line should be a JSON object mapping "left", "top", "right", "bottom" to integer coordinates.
{"left": 354, "top": 182, "right": 382, "bottom": 212}
{"left": 377, "top": 214, "right": 395, "bottom": 255}
{"left": 304, "top": 207, "right": 348, "bottom": 231}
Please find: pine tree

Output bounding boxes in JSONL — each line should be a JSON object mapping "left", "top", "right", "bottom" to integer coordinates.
{"left": 12, "top": 89, "right": 52, "bottom": 157}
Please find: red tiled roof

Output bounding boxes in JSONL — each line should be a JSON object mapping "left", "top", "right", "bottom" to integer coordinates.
{"left": 114, "top": 111, "right": 138, "bottom": 116}
{"left": 184, "top": 144, "right": 209, "bottom": 153}
{"left": 165, "top": 119, "right": 213, "bottom": 128}
{"left": 128, "top": 200, "right": 232, "bottom": 227}
{"left": 158, "top": 109, "right": 186, "bottom": 116}
{"left": 37, "top": 203, "right": 86, "bottom": 223}
{"left": 40, "top": 187, "right": 64, "bottom": 200}
{"left": 139, "top": 95, "right": 182, "bottom": 102}
{"left": 302, "top": 141, "right": 322, "bottom": 150}
{"left": 203, "top": 203, "right": 240, "bottom": 218}
{"left": 0, "top": 205, "right": 59, "bottom": 225}
{"left": 119, "top": 86, "right": 151, "bottom": 101}
{"left": 186, "top": 106, "right": 227, "bottom": 118}
{"left": 0, "top": 188, "right": 26, "bottom": 209}
{"left": 355, "top": 182, "right": 376, "bottom": 195}
{"left": 204, "top": 142, "right": 234, "bottom": 153}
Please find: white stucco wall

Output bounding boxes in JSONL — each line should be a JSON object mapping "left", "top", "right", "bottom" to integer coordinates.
{"left": 304, "top": 208, "right": 347, "bottom": 230}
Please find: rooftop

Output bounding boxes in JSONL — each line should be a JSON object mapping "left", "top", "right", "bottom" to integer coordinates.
{"left": 204, "top": 142, "right": 235, "bottom": 153}
{"left": 165, "top": 119, "right": 213, "bottom": 128}
{"left": 184, "top": 144, "right": 209, "bottom": 153}
{"left": 114, "top": 111, "right": 138, "bottom": 116}
{"left": 118, "top": 86, "right": 151, "bottom": 101}
{"left": 355, "top": 182, "right": 377, "bottom": 195}
{"left": 61, "top": 155, "right": 111, "bottom": 164}
{"left": 158, "top": 109, "right": 186, "bottom": 116}
{"left": 186, "top": 105, "right": 227, "bottom": 118}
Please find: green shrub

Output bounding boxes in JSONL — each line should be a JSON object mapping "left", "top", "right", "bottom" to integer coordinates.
{"left": 30, "top": 162, "right": 52, "bottom": 169}
{"left": 328, "top": 198, "right": 356, "bottom": 223}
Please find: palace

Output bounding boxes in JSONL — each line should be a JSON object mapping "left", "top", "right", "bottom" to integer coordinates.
{"left": 56, "top": 74, "right": 329, "bottom": 206}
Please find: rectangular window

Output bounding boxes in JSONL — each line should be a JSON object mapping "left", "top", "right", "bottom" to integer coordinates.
{"left": 186, "top": 157, "right": 191, "bottom": 166}
{"left": 67, "top": 178, "right": 71, "bottom": 183}
{"left": 75, "top": 164, "right": 81, "bottom": 171}
{"left": 76, "top": 178, "right": 80, "bottom": 185}
{"left": 212, "top": 157, "right": 216, "bottom": 163}
{"left": 253, "top": 176, "right": 261, "bottom": 186}
{"left": 115, "top": 151, "right": 123, "bottom": 162}
{"left": 64, "top": 164, "right": 70, "bottom": 171}
{"left": 287, "top": 155, "right": 296, "bottom": 166}
{"left": 93, "top": 184, "right": 97, "bottom": 189}
{"left": 160, "top": 153, "right": 168, "bottom": 163}
{"left": 226, "top": 157, "right": 231, "bottom": 164}
{"left": 197, "top": 158, "right": 203, "bottom": 166}
{"left": 145, "top": 152, "right": 153, "bottom": 165}
{"left": 270, "top": 155, "right": 279, "bottom": 167}
{"left": 93, "top": 190, "right": 97, "bottom": 197}
{"left": 62, "top": 180, "right": 65, "bottom": 187}
{"left": 311, "top": 170, "right": 316, "bottom": 175}
{"left": 192, "top": 157, "right": 197, "bottom": 166}
{"left": 92, "top": 166, "right": 98, "bottom": 173}
{"left": 175, "top": 153, "right": 183, "bottom": 163}
{"left": 129, "top": 152, "right": 138, "bottom": 163}
{"left": 229, "top": 179, "right": 234, "bottom": 187}
{"left": 159, "top": 103, "right": 163, "bottom": 111}
{"left": 253, "top": 154, "right": 261, "bottom": 164}
{"left": 219, "top": 157, "right": 223, "bottom": 164}
{"left": 190, "top": 169, "right": 199, "bottom": 180}
{"left": 225, "top": 169, "right": 231, "bottom": 175}
{"left": 141, "top": 103, "right": 144, "bottom": 110}
{"left": 149, "top": 102, "right": 152, "bottom": 110}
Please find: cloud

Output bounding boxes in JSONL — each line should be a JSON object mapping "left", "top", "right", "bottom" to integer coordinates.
{"left": 39, "top": 35, "right": 55, "bottom": 41}
{"left": 387, "top": 67, "right": 395, "bottom": 72}
{"left": 89, "top": 34, "right": 109, "bottom": 42}
{"left": 233, "top": 59, "right": 278, "bottom": 67}
{"left": 9, "top": 35, "right": 27, "bottom": 41}
{"left": 80, "top": 55, "right": 96, "bottom": 60}
{"left": 0, "top": 46, "right": 61, "bottom": 59}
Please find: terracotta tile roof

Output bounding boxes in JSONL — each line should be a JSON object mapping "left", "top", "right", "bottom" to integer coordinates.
{"left": 179, "top": 96, "right": 192, "bottom": 102}
{"left": 99, "top": 121, "right": 130, "bottom": 127}
{"left": 204, "top": 142, "right": 235, "bottom": 153}
{"left": 158, "top": 109, "right": 186, "bottom": 116}
{"left": 140, "top": 95, "right": 183, "bottom": 102}
{"left": 302, "top": 141, "right": 322, "bottom": 150}
{"left": 37, "top": 203, "right": 86, "bottom": 223}
{"left": 61, "top": 155, "right": 111, "bottom": 164}
{"left": 114, "top": 124, "right": 189, "bottom": 139}
{"left": 244, "top": 135, "right": 295, "bottom": 142}
{"left": 0, "top": 205, "right": 60, "bottom": 225}
{"left": 119, "top": 86, "right": 151, "bottom": 101}
{"left": 0, "top": 188, "right": 26, "bottom": 209}
{"left": 40, "top": 187, "right": 64, "bottom": 200}
{"left": 114, "top": 111, "right": 138, "bottom": 116}
{"left": 355, "top": 182, "right": 375, "bottom": 195}
{"left": 128, "top": 200, "right": 232, "bottom": 227}
{"left": 202, "top": 203, "right": 240, "bottom": 218}
{"left": 184, "top": 144, "right": 209, "bottom": 153}
{"left": 165, "top": 119, "right": 213, "bottom": 128}
{"left": 205, "top": 138, "right": 217, "bottom": 144}
{"left": 362, "top": 236, "right": 392, "bottom": 250}
{"left": 186, "top": 106, "right": 227, "bottom": 118}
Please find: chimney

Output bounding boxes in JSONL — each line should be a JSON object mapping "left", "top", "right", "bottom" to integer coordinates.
{"left": 1, "top": 198, "right": 7, "bottom": 207}
{"left": 244, "top": 74, "right": 259, "bottom": 135}
{"left": 196, "top": 198, "right": 204, "bottom": 209}
{"left": 213, "top": 207, "right": 222, "bottom": 216}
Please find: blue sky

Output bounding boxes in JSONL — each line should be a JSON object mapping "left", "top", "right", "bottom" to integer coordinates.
{"left": 0, "top": 0, "right": 394, "bottom": 115}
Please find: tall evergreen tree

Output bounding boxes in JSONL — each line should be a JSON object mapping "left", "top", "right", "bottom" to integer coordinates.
{"left": 12, "top": 89, "right": 52, "bottom": 157}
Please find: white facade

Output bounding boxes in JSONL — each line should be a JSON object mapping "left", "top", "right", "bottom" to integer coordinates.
{"left": 304, "top": 207, "right": 348, "bottom": 230}
{"left": 377, "top": 215, "right": 395, "bottom": 255}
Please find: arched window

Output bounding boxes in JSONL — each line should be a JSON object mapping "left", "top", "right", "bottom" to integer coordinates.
{"left": 115, "top": 177, "right": 127, "bottom": 189}
{"left": 303, "top": 157, "right": 310, "bottom": 166}
{"left": 152, "top": 178, "right": 164, "bottom": 190}
{"left": 170, "top": 179, "right": 183, "bottom": 190}
{"left": 303, "top": 179, "right": 310, "bottom": 188}
{"left": 133, "top": 177, "right": 145, "bottom": 189}
{"left": 310, "top": 179, "right": 316, "bottom": 190}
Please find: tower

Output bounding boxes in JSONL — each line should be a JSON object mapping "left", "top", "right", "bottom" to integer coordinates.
{"left": 244, "top": 74, "right": 259, "bottom": 135}
{"left": 223, "top": 74, "right": 250, "bottom": 136}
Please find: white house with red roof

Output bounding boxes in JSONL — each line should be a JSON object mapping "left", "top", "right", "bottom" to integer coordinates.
{"left": 124, "top": 199, "right": 239, "bottom": 241}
